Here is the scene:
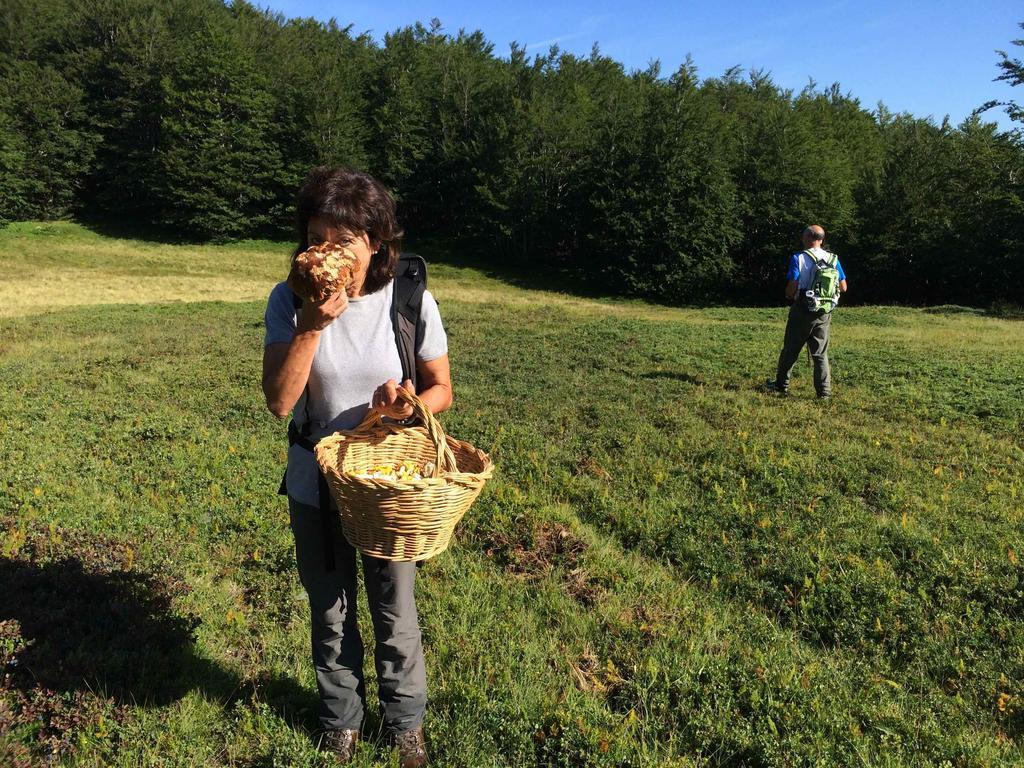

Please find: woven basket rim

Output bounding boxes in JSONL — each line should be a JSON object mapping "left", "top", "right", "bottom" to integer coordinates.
{"left": 311, "top": 389, "right": 494, "bottom": 562}
{"left": 327, "top": 471, "right": 489, "bottom": 490}
{"left": 316, "top": 427, "right": 494, "bottom": 483}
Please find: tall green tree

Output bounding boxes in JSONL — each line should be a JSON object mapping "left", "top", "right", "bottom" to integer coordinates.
{"left": 854, "top": 114, "right": 958, "bottom": 304}
{"left": 0, "top": 58, "right": 98, "bottom": 220}
{"left": 941, "top": 117, "right": 1024, "bottom": 303}
{"left": 230, "top": 3, "right": 375, "bottom": 234}
{"left": 369, "top": 21, "right": 513, "bottom": 241}
{"left": 976, "top": 21, "right": 1024, "bottom": 126}
{"left": 149, "top": 5, "right": 283, "bottom": 239}
{"left": 60, "top": 0, "right": 176, "bottom": 226}
{"left": 585, "top": 61, "right": 740, "bottom": 300}
{"left": 0, "top": 86, "right": 30, "bottom": 224}
{"left": 704, "top": 72, "right": 812, "bottom": 300}
{"left": 480, "top": 46, "right": 609, "bottom": 266}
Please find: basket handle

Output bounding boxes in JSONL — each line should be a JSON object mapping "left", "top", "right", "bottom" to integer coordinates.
{"left": 355, "top": 387, "right": 458, "bottom": 478}
{"left": 397, "top": 388, "right": 458, "bottom": 476}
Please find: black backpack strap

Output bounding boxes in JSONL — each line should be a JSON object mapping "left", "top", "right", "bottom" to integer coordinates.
{"left": 392, "top": 254, "right": 429, "bottom": 571}
{"left": 281, "top": 420, "right": 336, "bottom": 572}
{"left": 391, "top": 253, "right": 428, "bottom": 391}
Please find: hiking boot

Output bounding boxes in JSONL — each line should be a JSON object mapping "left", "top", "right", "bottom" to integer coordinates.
{"left": 393, "top": 725, "right": 428, "bottom": 767}
{"left": 762, "top": 379, "right": 788, "bottom": 396}
{"left": 321, "top": 729, "right": 359, "bottom": 763}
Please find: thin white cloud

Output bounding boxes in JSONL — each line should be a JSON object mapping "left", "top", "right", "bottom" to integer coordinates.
{"left": 524, "top": 29, "right": 591, "bottom": 50}
{"left": 764, "top": 0, "right": 853, "bottom": 30}
{"left": 710, "top": 38, "right": 783, "bottom": 62}
{"left": 523, "top": 13, "right": 611, "bottom": 52}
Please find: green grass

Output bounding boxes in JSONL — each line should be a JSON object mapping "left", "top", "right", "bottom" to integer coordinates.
{"left": 1, "top": 222, "right": 1022, "bottom": 767}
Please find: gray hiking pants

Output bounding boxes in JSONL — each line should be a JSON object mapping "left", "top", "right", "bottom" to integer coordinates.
{"left": 775, "top": 303, "right": 833, "bottom": 396}
{"left": 288, "top": 497, "right": 426, "bottom": 735}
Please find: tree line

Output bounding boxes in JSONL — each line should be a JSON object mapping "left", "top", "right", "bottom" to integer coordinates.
{"left": 2, "top": 0, "right": 1022, "bottom": 306}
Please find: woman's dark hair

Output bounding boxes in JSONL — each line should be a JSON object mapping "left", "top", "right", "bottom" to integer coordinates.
{"left": 293, "top": 167, "right": 403, "bottom": 295}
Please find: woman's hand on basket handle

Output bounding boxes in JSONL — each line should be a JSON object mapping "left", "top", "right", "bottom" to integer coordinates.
{"left": 372, "top": 379, "right": 416, "bottom": 420}
{"left": 370, "top": 356, "right": 453, "bottom": 422}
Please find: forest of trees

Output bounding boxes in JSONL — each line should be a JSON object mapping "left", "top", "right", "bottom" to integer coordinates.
{"left": 1, "top": 0, "right": 1022, "bottom": 306}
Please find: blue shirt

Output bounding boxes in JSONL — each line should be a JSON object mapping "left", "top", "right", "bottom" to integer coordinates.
{"left": 787, "top": 248, "right": 846, "bottom": 292}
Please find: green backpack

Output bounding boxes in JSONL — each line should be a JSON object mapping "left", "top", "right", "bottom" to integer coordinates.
{"left": 802, "top": 250, "right": 841, "bottom": 313}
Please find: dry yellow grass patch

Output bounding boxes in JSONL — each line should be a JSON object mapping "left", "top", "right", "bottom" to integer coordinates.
{"left": 841, "top": 317, "right": 1024, "bottom": 352}
{"left": 0, "top": 268, "right": 277, "bottom": 318}
{"left": 431, "top": 283, "right": 737, "bottom": 324}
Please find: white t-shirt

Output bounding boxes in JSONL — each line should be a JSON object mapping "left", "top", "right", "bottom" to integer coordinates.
{"left": 264, "top": 280, "right": 448, "bottom": 507}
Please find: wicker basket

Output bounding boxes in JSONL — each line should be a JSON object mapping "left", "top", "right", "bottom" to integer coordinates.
{"left": 314, "top": 388, "right": 494, "bottom": 562}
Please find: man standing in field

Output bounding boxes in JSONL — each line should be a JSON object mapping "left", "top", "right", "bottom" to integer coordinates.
{"left": 765, "top": 225, "right": 848, "bottom": 399}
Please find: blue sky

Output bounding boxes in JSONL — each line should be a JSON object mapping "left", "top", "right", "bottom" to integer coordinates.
{"left": 256, "top": 0, "right": 1022, "bottom": 131}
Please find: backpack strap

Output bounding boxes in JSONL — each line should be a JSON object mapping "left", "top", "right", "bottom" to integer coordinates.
{"left": 805, "top": 249, "right": 837, "bottom": 268}
{"left": 391, "top": 253, "right": 427, "bottom": 391}
{"left": 799, "top": 249, "right": 815, "bottom": 275}
{"left": 280, "top": 420, "right": 336, "bottom": 571}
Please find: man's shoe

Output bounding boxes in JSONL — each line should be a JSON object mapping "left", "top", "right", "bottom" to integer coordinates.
{"left": 321, "top": 729, "right": 359, "bottom": 763}
{"left": 762, "top": 379, "right": 788, "bottom": 396}
{"left": 393, "top": 725, "right": 428, "bottom": 767}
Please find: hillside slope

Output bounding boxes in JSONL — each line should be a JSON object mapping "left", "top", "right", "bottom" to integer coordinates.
{"left": 1, "top": 223, "right": 1022, "bottom": 767}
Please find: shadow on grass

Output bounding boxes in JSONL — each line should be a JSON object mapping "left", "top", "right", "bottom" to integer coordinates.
{"left": 638, "top": 370, "right": 705, "bottom": 385}
{"left": 74, "top": 208, "right": 295, "bottom": 247}
{"left": 69, "top": 218, "right": 624, "bottom": 302}
{"left": 0, "top": 525, "right": 325, "bottom": 762}
{"left": 0, "top": 556, "right": 225, "bottom": 704}
{"left": 919, "top": 303, "right": 1023, "bottom": 320}
{"left": 74, "top": 210, "right": 202, "bottom": 245}
{"left": 407, "top": 236, "right": 623, "bottom": 302}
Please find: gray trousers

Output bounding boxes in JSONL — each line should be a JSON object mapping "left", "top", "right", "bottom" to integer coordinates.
{"left": 288, "top": 497, "right": 426, "bottom": 735}
{"left": 775, "top": 303, "right": 832, "bottom": 396}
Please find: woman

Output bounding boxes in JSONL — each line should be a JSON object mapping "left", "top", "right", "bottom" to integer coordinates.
{"left": 262, "top": 167, "right": 450, "bottom": 767}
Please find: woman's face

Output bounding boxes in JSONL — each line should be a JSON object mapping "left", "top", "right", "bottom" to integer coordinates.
{"left": 307, "top": 215, "right": 376, "bottom": 296}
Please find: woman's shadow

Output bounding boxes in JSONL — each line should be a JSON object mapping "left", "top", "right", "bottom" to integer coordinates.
{"left": 0, "top": 532, "right": 324, "bottom": 753}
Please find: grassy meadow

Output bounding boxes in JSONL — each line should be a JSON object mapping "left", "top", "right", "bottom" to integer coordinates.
{"left": 1, "top": 221, "right": 1022, "bottom": 767}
